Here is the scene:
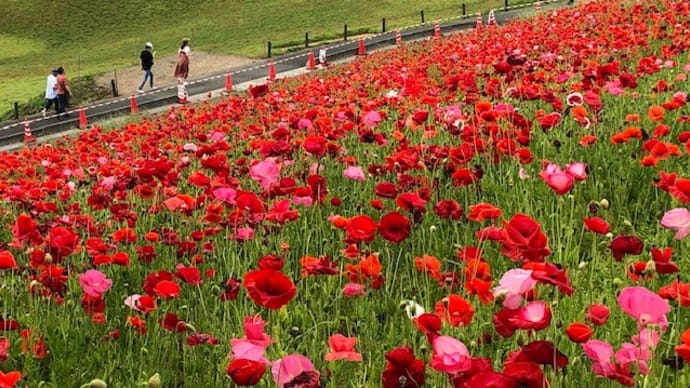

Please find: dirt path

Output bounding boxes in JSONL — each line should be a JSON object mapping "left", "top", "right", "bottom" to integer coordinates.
{"left": 95, "top": 52, "right": 257, "bottom": 96}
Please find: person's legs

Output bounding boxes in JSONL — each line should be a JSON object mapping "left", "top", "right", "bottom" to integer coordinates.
{"left": 149, "top": 70, "right": 154, "bottom": 88}
{"left": 52, "top": 97, "right": 59, "bottom": 114}
{"left": 57, "top": 94, "right": 68, "bottom": 115}
{"left": 138, "top": 71, "right": 148, "bottom": 91}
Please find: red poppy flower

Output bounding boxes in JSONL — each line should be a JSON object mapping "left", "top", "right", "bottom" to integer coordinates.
{"left": 47, "top": 226, "right": 80, "bottom": 262}
{"left": 502, "top": 361, "right": 545, "bottom": 388}
{"left": 226, "top": 358, "right": 266, "bottom": 386}
{"left": 0, "top": 252, "right": 17, "bottom": 271}
{"left": 186, "top": 332, "right": 219, "bottom": 346}
{"left": 434, "top": 294, "right": 475, "bottom": 327}
{"left": 243, "top": 269, "right": 297, "bottom": 310}
{"left": 160, "top": 312, "right": 187, "bottom": 333}
{"left": 381, "top": 346, "right": 426, "bottom": 388}
{"left": 345, "top": 215, "right": 377, "bottom": 243}
{"left": 565, "top": 322, "right": 594, "bottom": 343}
{"left": 378, "top": 211, "right": 411, "bottom": 243}
{"left": 585, "top": 303, "right": 610, "bottom": 326}
{"left": 499, "top": 214, "right": 551, "bottom": 263}
{"left": 609, "top": 235, "right": 644, "bottom": 261}
{"left": 220, "top": 277, "right": 241, "bottom": 301}
{"left": 0, "top": 338, "right": 9, "bottom": 363}
{"left": 153, "top": 280, "right": 181, "bottom": 300}
{"left": 467, "top": 203, "right": 502, "bottom": 222}
{"left": 0, "top": 370, "right": 21, "bottom": 388}
{"left": 651, "top": 247, "right": 679, "bottom": 274}
{"left": 433, "top": 199, "right": 464, "bottom": 220}
{"left": 518, "top": 340, "right": 568, "bottom": 369}
{"left": 583, "top": 217, "right": 610, "bottom": 235}
{"left": 375, "top": 182, "right": 398, "bottom": 198}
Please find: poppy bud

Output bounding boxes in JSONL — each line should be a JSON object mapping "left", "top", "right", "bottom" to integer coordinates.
{"left": 599, "top": 199, "right": 610, "bottom": 208}
{"left": 80, "top": 379, "right": 107, "bottom": 388}
{"left": 289, "top": 326, "right": 302, "bottom": 337}
{"left": 147, "top": 373, "right": 161, "bottom": 388}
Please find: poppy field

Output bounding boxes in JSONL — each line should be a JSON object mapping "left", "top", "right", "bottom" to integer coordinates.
{"left": 2, "top": 0, "right": 690, "bottom": 387}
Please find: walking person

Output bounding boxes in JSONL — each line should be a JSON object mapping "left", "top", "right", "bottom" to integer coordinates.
{"left": 55, "top": 67, "right": 72, "bottom": 118}
{"left": 41, "top": 69, "right": 59, "bottom": 118}
{"left": 136, "top": 42, "right": 155, "bottom": 93}
{"left": 174, "top": 38, "right": 190, "bottom": 103}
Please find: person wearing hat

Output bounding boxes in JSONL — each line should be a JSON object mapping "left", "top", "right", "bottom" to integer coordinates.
{"left": 41, "top": 68, "right": 59, "bottom": 118}
{"left": 137, "top": 42, "right": 155, "bottom": 93}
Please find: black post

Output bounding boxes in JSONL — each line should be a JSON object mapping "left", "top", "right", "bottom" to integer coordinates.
{"left": 343, "top": 24, "right": 348, "bottom": 41}
{"left": 462, "top": 3, "right": 466, "bottom": 17}
{"left": 110, "top": 79, "right": 118, "bottom": 97}
{"left": 504, "top": 0, "right": 508, "bottom": 11}
{"left": 13, "top": 102, "right": 19, "bottom": 120}
{"left": 420, "top": 10, "right": 425, "bottom": 24}
{"left": 382, "top": 18, "right": 386, "bottom": 33}
{"left": 305, "top": 32, "right": 309, "bottom": 48}
{"left": 267, "top": 41, "right": 272, "bottom": 58}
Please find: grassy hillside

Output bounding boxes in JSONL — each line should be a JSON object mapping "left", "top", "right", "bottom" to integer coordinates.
{"left": 0, "top": 0, "right": 531, "bottom": 115}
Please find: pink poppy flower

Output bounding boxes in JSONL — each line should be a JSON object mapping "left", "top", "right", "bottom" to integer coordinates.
{"left": 660, "top": 208, "right": 690, "bottom": 239}
{"left": 509, "top": 301, "right": 552, "bottom": 331}
{"left": 250, "top": 158, "right": 281, "bottom": 191}
{"left": 615, "top": 343, "right": 652, "bottom": 375}
{"left": 539, "top": 163, "right": 574, "bottom": 195}
{"left": 342, "top": 283, "right": 366, "bottom": 297}
{"left": 582, "top": 340, "right": 615, "bottom": 376}
{"left": 618, "top": 286, "right": 670, "bottom": 330}
{"left": 493, "top": 269, "right": 537, "bottom": 309}
{"left": 566, "top": 162, "right": 588, "bottom": 181}
{"left": 343, "top": 166, "right": 366, "bottom": 181}
{"left": 430, "top": 335, "right": 472, "bottom": 374}
{"left": 324, "top": 334, "right": 363, "bottom": 362}
{"left": 213, "top": 187, "right": 237, "bottom": 204}
{"left": 272, "top": 354, "right": 319, "bottom": 388}
{"left": 230, "top": 340, "right": 270, "bottom": 365}
{"left": 78, "top": 269, "right": 112, "bottom": 297}
{"left": 237, "top": 315, "right": 273, "bottom": 348}
{"left": 362, "top": 111, "right": 383, "bottom": 127}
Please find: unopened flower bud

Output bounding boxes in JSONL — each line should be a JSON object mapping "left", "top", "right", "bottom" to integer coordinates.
{"left": 80, "top": 379, "right": 107, "bottom": 388}
{"left": 147, "top": 373, "right": 161, "bottom": 388}
{"left": 599, "top": 199, "right": 610, "bottom": 208}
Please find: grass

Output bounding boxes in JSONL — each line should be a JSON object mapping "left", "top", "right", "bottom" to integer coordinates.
{"left": 0, "top": 0, "right": 535, "bottom": 117}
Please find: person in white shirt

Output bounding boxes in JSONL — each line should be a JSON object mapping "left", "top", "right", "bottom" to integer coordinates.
{"left": 42, "top": 69, "right": 59, "bottom": 118}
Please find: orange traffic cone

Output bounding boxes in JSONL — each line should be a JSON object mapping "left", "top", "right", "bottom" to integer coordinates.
{"left": 129, "top": 95, "right": 138, "bottom": 114}
{"left": 357, "top": 37, "right": 366, "bottom": 56}
{"left": 488, "top": 10, "right": 497, "bottom": 26}
{"left": 268, "top": 61, "right": 277, "bottom": 81}
{"left": 536, "top": 1, "right": 542, "bottom": 14}
{"left": 78, "top": 107, "right": 88, "bottom": 129}
{"left": 306, "top": 50, "right": 316, "bottom": 70}
{"left": 395, "top": 30, "right": 402, "bottom": 44}
{"left": 476, "top": 12, "right": 483, "bottom": 30}
{"left": 225, "top": 73, "right": 233, "bottom": 92}
{"left": 433, "top": 21, "right": 441, "bottom": 37}
{"left": 23, "top": 118, "right": 35, "bottom": 143}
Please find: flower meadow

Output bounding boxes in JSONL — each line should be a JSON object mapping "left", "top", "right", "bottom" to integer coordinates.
{"left": 1, "top": 0, "right": 690, "bottom": 386}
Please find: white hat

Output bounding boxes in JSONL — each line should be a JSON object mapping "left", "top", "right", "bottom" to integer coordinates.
{"left": 145, "top": 42, "right": 153, "bottom": 49}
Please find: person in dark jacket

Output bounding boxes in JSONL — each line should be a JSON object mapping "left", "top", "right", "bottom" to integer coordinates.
{"left": 137, "top": 42, "right": 155, "bottom": 93}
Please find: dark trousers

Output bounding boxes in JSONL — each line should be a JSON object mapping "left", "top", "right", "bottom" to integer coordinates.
{"left": 44, "top": 97, "right": 59, "bottom": 113}
{"left": 57, "top": 94, "right": 69, "bottom": 114}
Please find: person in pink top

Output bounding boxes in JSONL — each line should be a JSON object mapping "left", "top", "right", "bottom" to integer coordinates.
{"left": 174, "top": 38, "right": 191, "bottom": 103}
